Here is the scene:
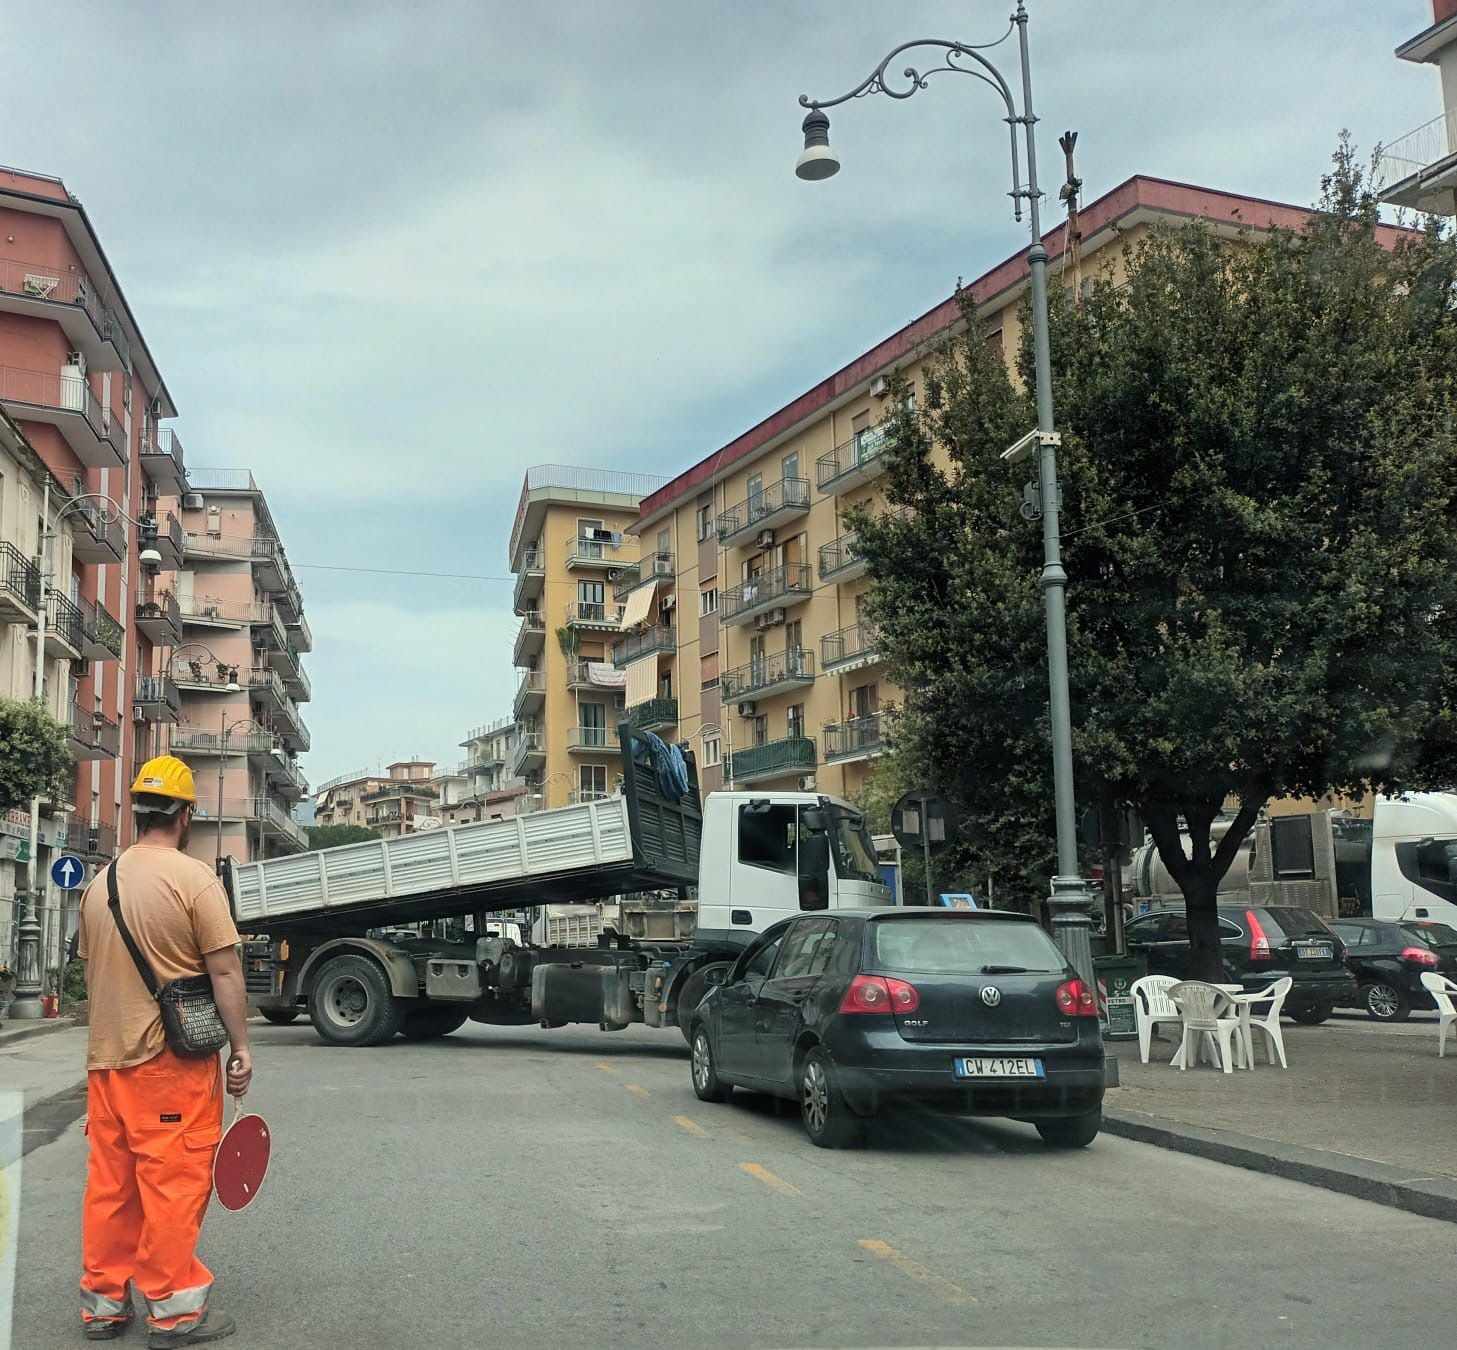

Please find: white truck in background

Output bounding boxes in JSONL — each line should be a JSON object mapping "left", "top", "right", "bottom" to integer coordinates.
{"left": 229, "top": 727, "right": 893, "bottom": 1046}
{"left": 1131, "top": 792, "right": 1457, "bottom": 925}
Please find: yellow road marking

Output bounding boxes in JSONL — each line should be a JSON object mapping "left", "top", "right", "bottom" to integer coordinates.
{"left": 739, "top": 1162, "right": 801, "bottom": 1196}
{"left": 594, "top": 1062, "right": 616, "bottom": 1074}
{"left": 856, "top": 1239, "right": 976, "bottom": 1306}
{"left": 672, "top": 1115, "right": 707, "bottom": 1137}
{"left": 624, "top": 1083, "right": 650, "bottom": 1099}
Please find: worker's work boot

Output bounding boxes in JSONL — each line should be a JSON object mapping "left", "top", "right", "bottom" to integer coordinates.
{"left": 85, "top": 1317, "right": 132, "bottom": 1341}
{"left": 147, "top": 1310, "right": 237, "bottom": 1348}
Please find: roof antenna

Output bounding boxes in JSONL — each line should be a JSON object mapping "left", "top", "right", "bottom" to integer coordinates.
{"left": 1057, "top": 131, "right": 1084, "bottom": 306}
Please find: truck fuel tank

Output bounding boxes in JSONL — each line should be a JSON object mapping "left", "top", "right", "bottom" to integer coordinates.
{"left": 531, "top": 952, "right": 641, "bottom": 1030}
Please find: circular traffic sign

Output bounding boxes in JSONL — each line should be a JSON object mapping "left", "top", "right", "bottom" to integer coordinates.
{"left": 891, "top": 791, "right": 953, "bottom": 854}
{"left": 50, "top": 854, "right": 86, "bottom": 890}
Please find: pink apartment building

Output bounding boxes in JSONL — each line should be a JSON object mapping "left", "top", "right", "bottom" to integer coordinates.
{"left": 0, "top": 165, "right": 183, "bottom": 882}
{"left": 160, "top": 471, "right": 311, "bottom": 864}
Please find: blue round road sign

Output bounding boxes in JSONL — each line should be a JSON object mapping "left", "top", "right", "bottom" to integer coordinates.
{"left": 50, "top": 854, "right": 86, "bottom": 890}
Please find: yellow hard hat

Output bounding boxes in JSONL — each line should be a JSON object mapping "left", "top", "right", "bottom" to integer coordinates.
{"left": 130, "top": 755, "right": 197, "bottom": 804}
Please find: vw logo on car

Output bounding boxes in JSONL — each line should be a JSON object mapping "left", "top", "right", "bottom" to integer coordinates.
{"left": 980, "top": 985, "right": 1002, "bottom": 1007}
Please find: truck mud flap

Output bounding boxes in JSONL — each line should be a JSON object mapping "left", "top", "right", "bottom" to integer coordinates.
{"left": 532, "top": 961, "right": 637, "bottom": 1030}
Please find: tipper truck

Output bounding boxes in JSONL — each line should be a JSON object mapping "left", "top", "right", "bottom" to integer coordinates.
{"left": 227, "top": 727, "right": 893, "bottom": 1046}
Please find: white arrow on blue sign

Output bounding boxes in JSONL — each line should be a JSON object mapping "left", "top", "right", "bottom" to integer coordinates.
{"left": 50, "top": 854, "right": 86, "bottom": 890}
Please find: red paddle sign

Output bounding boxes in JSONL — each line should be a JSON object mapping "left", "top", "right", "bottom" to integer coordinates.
{"left": 213, "top": 1098, "right": 270, "bottom": 1211}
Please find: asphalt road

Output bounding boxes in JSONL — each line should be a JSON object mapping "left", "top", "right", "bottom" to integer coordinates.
{"left": 11, "top": 1019, "right": 1453, "bottom": 1350}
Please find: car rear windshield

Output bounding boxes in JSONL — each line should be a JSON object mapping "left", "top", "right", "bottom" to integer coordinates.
{"left": 1402, "top": 921, "right": 1457, "bottom": 948}
{"left": 871, "top": 918, "right": 1067, "bottom": 975}
{"left": 1258, "top": 907, "right": 1333, "bottom": 941}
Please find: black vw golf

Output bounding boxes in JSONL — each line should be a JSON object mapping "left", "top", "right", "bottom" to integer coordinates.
{"left": 688, "top": 907, "right": 1105, "bottom": 1149}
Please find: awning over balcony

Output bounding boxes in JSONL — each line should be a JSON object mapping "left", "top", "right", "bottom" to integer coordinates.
{"left": 625, "top": 654, "right": 658, "bottom": 708}
{"left": 620, "top": 579, "right": 657, "bottom": 630}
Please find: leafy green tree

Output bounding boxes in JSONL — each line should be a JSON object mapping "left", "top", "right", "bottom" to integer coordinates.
{"left": 306, "top": 823, "right": 382, "bottom": 850}
{"left": 0, "top": 696, "right": 73, "bottom": 814}
{"left": 852, "top": 145, "right": 1457, "bottom": 979}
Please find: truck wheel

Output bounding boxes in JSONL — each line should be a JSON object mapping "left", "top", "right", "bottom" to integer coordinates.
{"left": 399, "top": 1007, "right": 470, "bottom": 1041}
{"left": 676, "top": 962, "right": 733, "bottom": 1044}
{"left": 799, "top": 1048, "right": 863, "bottom": 1149}
{"left": 310, "top": 954, "right": 404, "bottom": 1047}
{"left": 690, "top": 1025, "right": 732, "bottom": 1103}
{"left": 259, "top": 1008, "right": 300, "bottom": 1026}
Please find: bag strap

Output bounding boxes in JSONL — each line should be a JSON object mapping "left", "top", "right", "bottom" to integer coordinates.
{"left": 106, "top": 860, "right": 160, "bottom": 1000}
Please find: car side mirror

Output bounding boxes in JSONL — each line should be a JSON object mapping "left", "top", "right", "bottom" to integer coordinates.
{"left": 705, "top": 967, "right": 728, "bottom": 988}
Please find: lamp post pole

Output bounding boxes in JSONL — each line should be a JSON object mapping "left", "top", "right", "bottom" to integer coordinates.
{"left": 795, "top": 0, "right": 1095, "bottom": 982}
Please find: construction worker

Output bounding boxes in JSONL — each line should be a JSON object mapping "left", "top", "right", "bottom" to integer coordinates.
{"left": 75, "top": 755, "right": 252, "bottom": 1346}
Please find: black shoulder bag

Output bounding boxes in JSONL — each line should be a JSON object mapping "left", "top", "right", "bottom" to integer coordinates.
{"left": 106, "top": 860, "right": 229, "bottom": 1057}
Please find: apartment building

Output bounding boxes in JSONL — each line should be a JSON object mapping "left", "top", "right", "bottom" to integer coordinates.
{"left": 456, "top": 717, "right": 528, "bottom": 822}
{"left": 1375, "top": 0, "right": 1457, "bottom": 214}
{"left": 0, "top": 165, "right": 182, "bottom": 972}
{"left": 313, "top": 768, "right": 389, "bottom": 830}
{"left": 627, "top": 175, "right": 1415, "bottom": 806}
{"left": 161, "top": 470, "right": 311, "bottom": 863}
{"left": 507, "top": 465, "right": 666, "bottom": 810}
{"left": 360, "top": 761, "right": 437, "bottom": 839}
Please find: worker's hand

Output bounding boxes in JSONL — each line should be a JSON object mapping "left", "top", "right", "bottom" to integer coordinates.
{"left": 226, "top": 1047, "right": 253, "bottom": 1098}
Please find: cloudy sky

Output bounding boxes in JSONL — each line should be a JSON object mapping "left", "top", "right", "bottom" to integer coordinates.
{"left": 0, "top": 1, "right": 1438, "bottom": 786}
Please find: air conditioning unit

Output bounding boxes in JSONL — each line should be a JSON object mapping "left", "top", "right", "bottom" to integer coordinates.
{"left": 799, "top": 775, "right": 817, "bottom": 791}
{"left": 183, "top": 493, "right": 204, "bottom": 510}
{"left": 737, "top": 702, "right": 757, "bottom": 717}
{"left": 606, "top": 568, "right": 620, "bottom": 581}
{"left": 755, "top": 529, "right": 775, "bottom": 549}
{"left": 660, "top": 594, "right": 676, "bottom": 612}
{"left": 132, "top": 705, "right": 145, "bottom": 723}
{"left": 149, "top": 397, "right": 163, "bottom": 417}
{"left": 754, "top": 608, "right": 786, "bottom": 630}
{"left": 870, "top": 375, "right": 890, "bottom": 398}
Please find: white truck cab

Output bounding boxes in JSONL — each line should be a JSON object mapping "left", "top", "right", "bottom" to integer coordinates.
{"left": 1372, "top": 792, "right": 1457, "bottom": 925}
{"left": 693, "top": 790, "right": 894, "bottom": 949}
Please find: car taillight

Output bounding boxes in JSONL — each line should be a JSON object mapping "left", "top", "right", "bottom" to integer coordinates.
{"left": 1246, "top": 909, "right": 1272, "bottom": 961}
{"left": 1054, "top": 978, "right": 1098, "bottom": 1017}
{"left": 839, "top": 974, "right": 921, "bottom": 1014}
{"left": 1401, "top": 945, "right": 1439, "bottom": 968}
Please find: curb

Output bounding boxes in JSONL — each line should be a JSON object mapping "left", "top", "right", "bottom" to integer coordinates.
{"left": 0, "top": 1015, "right": 78, "bottom": 1048}
{"left": 1103, "top": 1106, "right": 1457, "bottom": 1226}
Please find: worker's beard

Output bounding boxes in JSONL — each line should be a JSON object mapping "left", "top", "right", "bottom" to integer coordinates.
{"left": 177, "top": 811, "right": 192, "bottom": 851}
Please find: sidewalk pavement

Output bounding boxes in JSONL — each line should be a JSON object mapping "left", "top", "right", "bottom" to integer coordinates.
{"left": 1102, "top": 1015, "right": 1457, "bottom": 1222}
{"left": 0, "top": 1020, "right": 89, "bottom": 1167}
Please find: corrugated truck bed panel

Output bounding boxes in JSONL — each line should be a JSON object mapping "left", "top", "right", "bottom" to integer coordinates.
{"left": 232, "top": 798, "right": 636, "bottom": 925}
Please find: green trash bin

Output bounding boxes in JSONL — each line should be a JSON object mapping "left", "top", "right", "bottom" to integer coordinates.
{"left": 1092, "top": 953, "right": 1147, "bottom": 1041}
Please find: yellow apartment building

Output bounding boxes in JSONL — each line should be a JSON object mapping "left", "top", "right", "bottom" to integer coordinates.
{"left": 624, "top": 175, "right": 1408, "bottom": 805}
{"left": 506, "top": 465, "right": 667, "bottom": 810}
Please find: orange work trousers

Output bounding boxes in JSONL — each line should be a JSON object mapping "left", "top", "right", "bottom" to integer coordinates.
{"left": 80, "top": 1047, "right": 223, "bottom": 1332}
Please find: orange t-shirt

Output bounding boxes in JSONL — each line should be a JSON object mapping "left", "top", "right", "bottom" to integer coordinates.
{"left": 77, "top": 843, "right": 241, "bottom": 1070}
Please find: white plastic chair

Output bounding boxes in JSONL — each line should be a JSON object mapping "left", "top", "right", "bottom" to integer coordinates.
{"left": 1420, "top": 972, "right": 1457, "bottom": 1058}
{"left": 1232, "top": 976, "right": 1293, "bottom": 1069}
{"left": 1168, "top": 981, "right": 1243, "bottom": 1074}
{"left": 1130, "top": 974, "right": 1183, "bottom": 1064}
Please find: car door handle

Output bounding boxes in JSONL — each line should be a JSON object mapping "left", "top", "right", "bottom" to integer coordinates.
{"left": 731, "top": 909, "right": 752, "bottom": 925}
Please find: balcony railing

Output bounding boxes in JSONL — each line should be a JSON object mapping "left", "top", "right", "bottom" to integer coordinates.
{"left": 173, "top": 655, "right": 244, "bottom": 690}
{"left": 817, "top": 422, "right": 891, "bottom": 493}
{"left": 268, "top": 752, "right": 309, "bottom": 798}
{"left": 0, "top": 258, "right": 130, "bottom": 369}
{"left": 71, "top": 497, "right": 126, "bottom": 565}
{"left": 823, "top": 714, "right": 885, "bottom": 763}
{"left": 565, "top": 535, "right": 624, "bottom": 567}
{"left": 72, "top": 818, "right": 118, "bottom": 861}
{"left": 140, "top": 510, "right": 184, "bottom": 571}
{"left": 726, "top": 735, "right": 817, "bottom": 785}
{"left": 716, "top": 476, "right": 811, "bottom": 544}
{"left": 171, "top": 724, "right": 276, "bottom": 756}
{"left": 568, "top": 788, "right": 611, "bottom": 805}
{"left": 818, "top": 532, "right": 866, "bottom": 582}
{"left": 720, "top": 563, "right": 812, "bottom": 625}
{"left": 0, "top": 541, "right": 38, "bottom": 621}
{"left": 69, "top": 702, "right": 120, "bottom": 760}
{"left": 514, "top": 610, "right": 545, "bottom": 659}
{"left": 47, "top": 592, "right": 84, "bottom": 654}
{"left": 78, "top": 594, "right": 125, "bottom": 661}
{"left": 567, "top": 725, "right": 614, "bottom": 753}
{"left": 821, "top": 623, "right": 881, "bottom": 671}
{"left": 135, "top": 674, "right": 181, "bottom": 719}
{"left": 564, "top": 600, "right": 624, "bottom": 627}
{"left": 178, "top": 593, "right": 256, "bottom": 626}
{"left": 720, "top": 647, "right": 815, "bottom": 703}
{"left": 134, "top": 588, "right": 182, "bottom": 644}
{"left": 0, "top": 365, "right": 127, "bottom": 468}
{"left": 612, "top": 551, "right": 674, "bottom": 600}
{"left": 514, "top": 669, "right": 547, "bottom": 716}
{"left": 511, "top": 731, "right": 545, "bottom": 774}
{"left": 627, "top": 696, "right": 678, "bottom": 731}
{"left": 612, "top": 623, "right": 675, "bottom": 667}
{"left": 1374, "top": 106, "right": 1457, "bottom": 202}
{"left": 147, "top": 426, "right": 186, "bottom": 484}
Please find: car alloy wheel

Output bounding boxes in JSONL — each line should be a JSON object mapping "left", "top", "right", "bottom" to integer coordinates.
{"left": 801, "top": 1057, "right": 829, "bottom": 1136}
{"left": 692, "top": 1032, "right": 712, "bottom": 1093}
{"left": 1366, "top": 983, "right": 1402, "bottom": 1020}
